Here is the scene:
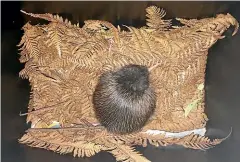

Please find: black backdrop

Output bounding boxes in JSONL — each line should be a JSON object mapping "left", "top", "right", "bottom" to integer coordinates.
{"left": 2, "top": 1, "right": 240, "bottom": 162}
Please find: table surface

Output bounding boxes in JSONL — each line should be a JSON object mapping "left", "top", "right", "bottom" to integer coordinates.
{"left": 2, "top": 2, "right": 240, "bottom": 162}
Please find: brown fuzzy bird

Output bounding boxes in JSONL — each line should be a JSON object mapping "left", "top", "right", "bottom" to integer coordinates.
{"left": 92, "top": 64, "right": 156, "bottom": 134}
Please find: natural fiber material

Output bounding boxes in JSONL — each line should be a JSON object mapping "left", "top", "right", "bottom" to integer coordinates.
{"left": 18, "top": 6, "right": 238, "bottom": 162}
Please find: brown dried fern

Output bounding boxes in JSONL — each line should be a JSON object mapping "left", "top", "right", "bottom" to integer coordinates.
{"left": 146, "top": 6, "right": 172, "bottom": 31}
{"left": 45, "top": 23, "right": 64, "bottom": 58}
{"left": 18, "top": 5, "right": 239, "bottom": 162}
{"left": 17, "top": 23, "right": 42, "bottom": 61}
{"left": 19, "top": 126, "right": 231, "bottom": 162}
{"left": 108, "top": 144, "right": 150, "bottom": 162}
{"left": 19, "top": 132, "right": 106, "bottom": 158}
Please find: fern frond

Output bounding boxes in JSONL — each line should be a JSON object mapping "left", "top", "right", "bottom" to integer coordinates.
{"left": 71, "top": 38, "right": 108, "bottom": 60}
{"left": 18, "top": 48, "right": 30, "bottom": 63}
{"left": 19, "top": 59, "right": 39, "bottom": 79}
{"left": 57, "top": 37, "right": 108, "bottom": 71}
{"left": 83, "top": 20, "right": 120, "bottom": 44}
{"left": 180, "top": 133, "right": 218, "bottom": 150}
{"left": 124, "top": 26, "right": 151, "bottom": 53}
{"left": 18, "top": 23, "right": 42, "bottom": 60}
{"left": 19, "top": 132, "right": 105, "bottom": 158}
{"left": 20, "top": 10, "right": 76, "bottom": 28}
{"left": 146, "top": 6, "right": 172, "bottom": 30}
{"left": 44, "top": 23, "right": 63, "bottom": 58}
{"left": 109, "top": 144, "right": 150, "bottom": 162}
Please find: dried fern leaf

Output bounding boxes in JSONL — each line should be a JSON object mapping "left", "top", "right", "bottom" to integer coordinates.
{"left": 175, "top": 13, "right": 239, "bottom": 36}
{"left": 179, "top": 132, "right": 229, "bottom": 150}
{"left": 45, "top": 23, "right": 63, "bottom": 58}
{"left": 83, "top": 20, "right": 120, "bottom": 44}
{"left": 146, "top": 6, "right": 172, "bottom": 30}
{"left": 20, "top": 124, "right": 232, "bottom": 161}
{"left": 19, "top": 132, "right": 105, "bottom": 158}
{"left": 108, "top": 144, "right": 150, "bottom": 162}
{"left": 18, "top": 23, "right": 42, "bottom": 61}
{"left": 20, "top": 10, "right": 75, "bottom": 28}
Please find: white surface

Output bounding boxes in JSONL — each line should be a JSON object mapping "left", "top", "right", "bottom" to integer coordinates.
{"left": 143, "top": 128, "right": 206, "bottom": 138}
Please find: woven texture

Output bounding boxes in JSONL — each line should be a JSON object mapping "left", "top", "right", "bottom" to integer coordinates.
{"left": 18, "top": 6, "right": 239, "bottom": 162}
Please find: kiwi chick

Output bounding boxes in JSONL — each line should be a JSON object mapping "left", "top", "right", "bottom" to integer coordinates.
{"left": 93, "top": 64, "right": 156, "bottom": 134}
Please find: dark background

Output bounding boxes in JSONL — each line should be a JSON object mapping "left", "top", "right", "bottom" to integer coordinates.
{"left": 1, "top": 1, "right": 240, "bottom": 162}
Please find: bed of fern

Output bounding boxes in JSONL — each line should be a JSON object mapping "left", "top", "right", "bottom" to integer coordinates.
{"left": 18, "top": 6, "right": 238, "bottom": 162}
